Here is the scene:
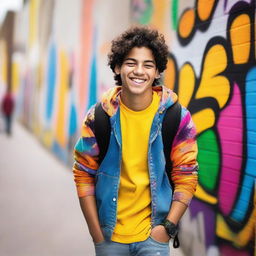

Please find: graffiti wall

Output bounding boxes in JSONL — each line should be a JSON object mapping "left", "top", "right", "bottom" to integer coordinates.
{"left": 6, "top": 0, "right": 256, "bottom": 255}
{"left": 131, "top": 0, "right": 255, "bottom": 255}
{"left": 11, "top": 0, "right": 130, "bottom": 163}
{"left": 0, "top": 11, "right": 15, "bottom": 98}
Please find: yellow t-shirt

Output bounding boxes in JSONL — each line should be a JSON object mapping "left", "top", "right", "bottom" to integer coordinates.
{"left": 111, "top": 92, "right": 160, "bottom": 243}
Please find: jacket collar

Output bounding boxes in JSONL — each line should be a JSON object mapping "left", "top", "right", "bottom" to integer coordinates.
{"left": 100, "top": 85, "right": 178, "bottom": 117}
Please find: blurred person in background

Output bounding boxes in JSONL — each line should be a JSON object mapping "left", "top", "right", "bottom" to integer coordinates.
{"left": 73, "top": 26, "right": 198, "bottom": 256}
{"left": 1, "top": 90, "right": 14, "bottom": 136}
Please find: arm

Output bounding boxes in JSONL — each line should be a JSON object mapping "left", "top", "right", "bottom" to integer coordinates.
{"left": 79, "top": 196, "right": 104, "bottom": 242}
{"left": 73, "top": 106, "right": 104, "bottom": 243}
{"left": 168, "top": 107, "right": 198, "bottom": 223}
{"left": 151, "top": 107, "right": 198, "bottom": 241}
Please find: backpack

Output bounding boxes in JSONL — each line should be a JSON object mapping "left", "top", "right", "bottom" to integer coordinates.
{"left": 94, "top": 101, "right": 181, "bottom": 248}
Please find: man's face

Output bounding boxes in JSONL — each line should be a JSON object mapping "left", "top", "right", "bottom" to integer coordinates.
{"left": 115, "top": 47, "right": 159, "bottom": 97}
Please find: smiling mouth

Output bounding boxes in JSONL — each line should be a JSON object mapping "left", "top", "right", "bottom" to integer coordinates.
{"left": 130, "top": 78, "right": 146, "bottom": 84}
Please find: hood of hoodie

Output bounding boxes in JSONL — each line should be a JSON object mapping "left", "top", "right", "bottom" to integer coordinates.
{"left": 100, "top": 85, "right": 178, "bottom": 117}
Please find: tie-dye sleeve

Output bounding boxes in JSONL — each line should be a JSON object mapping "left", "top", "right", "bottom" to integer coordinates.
{"left": 73, "top": 105, "right": 99, "bottom": 197}
{"left": 170, "top": 106, "right": 199, "bottom": 206}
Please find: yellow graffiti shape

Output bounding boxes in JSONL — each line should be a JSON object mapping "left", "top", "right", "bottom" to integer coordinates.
{"left": 197, "top": 0, "right": 216, "bottom": 21}
{"left": 216, "top": 205, "right": 256, "bottom": 248}
{"left": 29, "top": 0, "right": 40, "bottom": 47}
{"left": 178, "top": 63, "right": 195, "bottom": 108}
{"left": 42, "top": 130, "right": 54, "bottom": 148}
{"left": 0, "top": 40, "right": 7, "bottom": 85}
{"left": 195, "top": 184, "right": 218, "bottom": 204}
{"left": 178, "top": 8, "right": 195, "bottom": 39}
{"left": 11, "top": 62, "right": 19, "bottom": 93}
{"left": 151, "top": 0, "right": 169, "bottom": 31}
{"left": 195, "top": 44, "right": 230, "bottom": 109}
{"left": 164, "top": 57, "right": 176, "bottom": 90}
{"left": 192, "top": 108, "right": 215, "bottom": 135}
{"left": 55, "top": 50, "right": 69, "bottom": 148}
{"left": 230, "top": 14, "right": 251, "bottom": 64}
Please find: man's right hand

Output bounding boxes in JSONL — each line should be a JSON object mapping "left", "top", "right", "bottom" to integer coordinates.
{"left": 93, "top": 233, "right": 105, "bottom": 244}
{"left": 79, "top": 196, "right": 105, "bottom": 244}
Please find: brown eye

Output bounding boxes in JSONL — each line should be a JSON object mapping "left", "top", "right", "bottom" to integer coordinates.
{"left": 126, "top": 62, "right": 136, "bottom": 67}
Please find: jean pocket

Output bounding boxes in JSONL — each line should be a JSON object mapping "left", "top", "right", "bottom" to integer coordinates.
{"left": 149, "top": 236, "right": 170, "bottom": 246}
{"left": 94, "top": 240, "right": 106, "bottom": 246}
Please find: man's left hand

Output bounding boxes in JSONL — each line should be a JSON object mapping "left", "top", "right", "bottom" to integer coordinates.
{"left": 150, "top": 225, "right": 170, "bottom": 243}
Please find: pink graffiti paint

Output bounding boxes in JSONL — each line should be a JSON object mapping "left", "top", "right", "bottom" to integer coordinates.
{"left": 217, "top": 83, "right": 243, "bottom": 216}
{"left": 220, "top": 244, "right": 250, "bottom": 256}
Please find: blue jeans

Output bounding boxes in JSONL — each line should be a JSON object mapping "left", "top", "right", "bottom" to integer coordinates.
{"left": 94, "top": 236, "right": 170, "bottom": 256}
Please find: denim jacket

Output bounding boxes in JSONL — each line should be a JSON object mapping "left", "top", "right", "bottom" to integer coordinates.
{"left": 73, "top": 85, "right": 198, "bottom": 241}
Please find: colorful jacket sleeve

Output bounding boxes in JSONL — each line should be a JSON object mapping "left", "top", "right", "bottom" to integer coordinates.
{"left": 73, "top": 105, "right": 99, "bottom": 197}
{"left": 170, "top": 106, "right": 199, "bottom": 206}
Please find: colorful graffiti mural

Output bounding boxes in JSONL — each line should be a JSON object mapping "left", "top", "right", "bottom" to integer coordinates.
{"left": 132, "top": 0, "right": 255, "bottom": 255}
{"left": 10, "top": 0, "right": 131, "bottom": 163}
{"left": 2, "top": 0, "right": 254, "bottom": 255}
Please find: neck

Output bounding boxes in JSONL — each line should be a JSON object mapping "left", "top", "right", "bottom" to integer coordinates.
{"left": 120, "top": 89, "right": 153, "bottom": 111}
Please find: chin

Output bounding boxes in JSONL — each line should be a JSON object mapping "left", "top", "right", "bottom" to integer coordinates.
{"left": 129, "top": 88, "right": 148, "bottom": 95}
{"left": 127, "top": 83, "right": 151, "bottom": 94}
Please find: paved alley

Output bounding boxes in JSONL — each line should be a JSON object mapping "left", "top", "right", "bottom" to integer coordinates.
{"left": 0, "top": 122, "right": 184, "bottom": 256}
{"left": 0, "top": 122, "right": 94, "bottom": 255}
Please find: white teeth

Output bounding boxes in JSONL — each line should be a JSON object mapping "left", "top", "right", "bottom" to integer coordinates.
{"left": 131, "top": 78, "right": 145, "bottom": 84}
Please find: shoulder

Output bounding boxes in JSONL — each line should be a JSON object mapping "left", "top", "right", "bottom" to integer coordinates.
{"left": 82, "top": 103, "right": 98, "bottom": 133}
{"left": 177, "top": 106, "right": 197, "bottom": 138}
{"left": 179, "top": 106, "right": 194, "bottom": 124}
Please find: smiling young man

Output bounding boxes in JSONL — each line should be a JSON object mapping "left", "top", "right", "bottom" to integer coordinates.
{"left": 73, "top": 26, "right": 198, "bottom": 256}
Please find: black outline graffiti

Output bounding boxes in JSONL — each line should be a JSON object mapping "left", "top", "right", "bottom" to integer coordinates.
{"left": 169, "top": 0, "right": 255, "bottom": 253}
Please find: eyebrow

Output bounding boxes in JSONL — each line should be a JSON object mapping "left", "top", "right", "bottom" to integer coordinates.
{"left": 124, "top": 58, "right": 156, "bottom": 64}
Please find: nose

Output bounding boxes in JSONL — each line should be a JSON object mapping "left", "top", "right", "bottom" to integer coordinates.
{"left": 133, "top": 64, "right": 144, "bottom": 76}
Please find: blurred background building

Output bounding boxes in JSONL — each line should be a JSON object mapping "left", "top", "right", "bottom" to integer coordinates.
{"left": 0, "top": 0, "right": 255, "bottom": 255}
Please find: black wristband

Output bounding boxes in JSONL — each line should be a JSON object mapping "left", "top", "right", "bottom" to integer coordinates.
{"left": 162, "top": 219, "right": 178, "bottom": 238}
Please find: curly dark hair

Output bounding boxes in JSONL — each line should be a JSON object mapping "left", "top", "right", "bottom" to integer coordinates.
{"left": 108, "top": 26, "right": 169, "bottom": 86}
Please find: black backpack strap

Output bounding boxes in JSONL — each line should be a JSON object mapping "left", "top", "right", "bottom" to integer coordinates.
{"left": 94, "top": 102, "right": 111, "bottom": 164}
{"left": 94, "top": 100, "right": 181, "bottom": 169}
{"left": 162, "top": 102, "right": 182, "bottom": 180}
{"left": 162, "top": 102, "right": 181, "bottom": 249}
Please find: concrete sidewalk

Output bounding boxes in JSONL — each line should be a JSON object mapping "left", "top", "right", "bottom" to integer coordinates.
{"left": 0, "top": 122, "right": 94, "bottom": 256}
{"left": 0, "top": 122, "right": 185, "bottom": 256}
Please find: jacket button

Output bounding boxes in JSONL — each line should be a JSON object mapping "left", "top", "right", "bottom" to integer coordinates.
{"left": 113, "top": 197, "right": 116, "bottom": 202}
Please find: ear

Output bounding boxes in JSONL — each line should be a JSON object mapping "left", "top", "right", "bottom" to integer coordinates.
{"left": 155, "top": 70, "right": 160, "bottom": 79}
{"left": 114, "top": 66, "right": 120, "bottom": 75}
